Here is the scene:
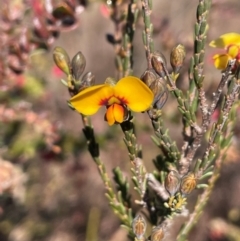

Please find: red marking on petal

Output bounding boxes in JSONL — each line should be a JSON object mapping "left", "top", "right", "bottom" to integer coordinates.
{"left": 236, "top": 48, "right": 240, "bottom": 60}
{"left": 99, "top": 97, "right": 110, "bottom": 106}
{"left": 116, "top": 96, "right": 129, "bottom": 105}
{"left": 99, "top": 95, "right": 129, "bottom": 106}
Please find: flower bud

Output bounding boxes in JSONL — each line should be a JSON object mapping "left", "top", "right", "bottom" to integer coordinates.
{"left": 170, "top": 44, "right": 186, "bottom": 73}
{"left": 52, "top": 2, "right": 75, "bottom": 19}
{"left": 164, "top": 170, "right": 180, "bottom": 196}
{"left": 52, "top": 2, "right": 76, "bottom": 27}
{"left": 132, "top": 214, "right": 147, "bottom": 239}
{"left": 80, "top": 72, "right": 95, "bottom": 89}
{"left": 151, "top": 225, "right": 165, "bottom": 241}
{"left": 53, "top": 46, "right": 71, "bottom": 75}
{"left": 141, "top": 69, "right": 158, "bottom": 87}
{"left": 71, "top": 51, "right": 86, "bottom": 81}
{"left": 105, "top": 77, "right": 117, "bottom": 86}
{"left": 151, "top": 51, "right": 167, "bottom": 78}
{"left": 180, "top": 172, "right": 197, "bottom": 195}
{"left": 149, "top": 77, "right": 168, "bottom": 110}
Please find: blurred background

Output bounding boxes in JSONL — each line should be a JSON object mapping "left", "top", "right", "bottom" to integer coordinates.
{"left": 1, "top": 0, "right": 240, "bottom": 240}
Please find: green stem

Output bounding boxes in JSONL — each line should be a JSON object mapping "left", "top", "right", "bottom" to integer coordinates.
{"left": 81, "top": 115, "right": 134, "bottom": 236}
{"left": 120, "top": 120, "right": 147, "bottom": 202}
{"left": 176, "top": 162, "right": 220, "bottom": 241}
{"left": 141, "top": 0, "right": 154, "bottom": 69}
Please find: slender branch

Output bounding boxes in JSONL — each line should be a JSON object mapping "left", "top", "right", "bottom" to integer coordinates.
{"left": 147, "top": 173, "right": 169, "bottom": 201}
{"left": 178, "top": 0, "right": 213, "bottom": 175}
{"left": 151, "top": 111, "right": 181, "bottom": 163}
{"left": 141, "top": 0, "right": 154, "bottom": 69}
{"left": 161, "top": 63, "right": 202, "bottom": 137}
{"left": 107, "top": 0, "right": 138, "bottom": 78}
{"left": 200, "top": 76, "right": 240, "bottom": 170}
{"left": 81, "top": 115, "right": 134, "bottom": 236}
{"left": 177, "top": 77, "right": 240, "bottom": 240}
{"left": 185, "top": 61, "right": 234, "bottom": 170}
{"left": 120, "top": 120, "right": 147, "bottom": 203}
{"left": 122, "top": 0, "right": 138, "bottom": 77}
{"left": 108, "top": 0, "right": 127, "bottom": 79}
{"left": 176, "top": 158, "right": 221, "bottom": 241}
{"left": 209, "top": 60, "right": 236, "bottom": 115}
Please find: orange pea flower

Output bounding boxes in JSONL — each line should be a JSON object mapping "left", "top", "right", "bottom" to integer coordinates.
{"left": 70, "top": 76, "right": 154, "bottom": 125}
{"left": 209, "top": 33, "right": 240, "bottom": 70}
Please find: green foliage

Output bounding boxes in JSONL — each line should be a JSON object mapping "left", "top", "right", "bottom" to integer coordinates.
{"left": 1, "top": 0, "right": 240, "bottom": 241}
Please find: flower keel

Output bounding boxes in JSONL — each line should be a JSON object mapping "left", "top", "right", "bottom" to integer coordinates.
{"left": 105, "top": 104, "right": 127, "bottom": 125}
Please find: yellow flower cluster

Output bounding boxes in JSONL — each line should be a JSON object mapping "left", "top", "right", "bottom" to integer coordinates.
{"left": 210, "top": 33, "right": 240, "bottom": 70}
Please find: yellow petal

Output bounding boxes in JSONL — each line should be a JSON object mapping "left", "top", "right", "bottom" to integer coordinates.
{"left": 70, "top": 84, "right": 114, "bottom": 115}
{"left": 227, "top": 45, "right": 239, "bottom": 58}
{"left": 105, "top": 105, "right": 115, "bottom": 125}
{"left": 209, "top": 33, "right": 240, "bottom": 48}
{"left": 213, "top": 54, "right": 230, "bottom": 70}
{"left": 114, "top": 76, "right": 153, "bottom": 112}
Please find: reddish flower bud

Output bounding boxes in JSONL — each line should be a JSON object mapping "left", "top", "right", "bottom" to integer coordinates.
{"left": 165, "top": 170, "right": 180, "bottom": 196}
{"left": 151, "top": 51, "right": 167, "bottom": 78}
{"left": 132, "top": 214, "right": 147, "bottom": 239}
{"left": 149, "top": 77, "right": 168, "bottom": 110}
{"left": 141, "top": 69, "right": 158, "bottom": 87}
{"left": 151, "top": 225, "right": 165, "bottom": 241}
